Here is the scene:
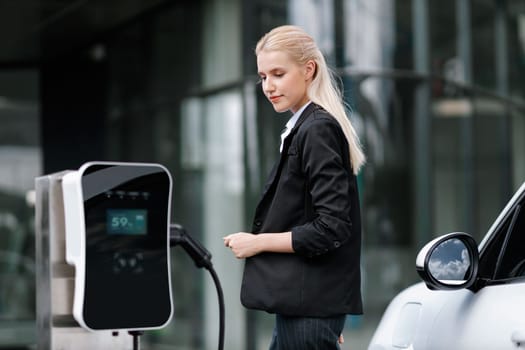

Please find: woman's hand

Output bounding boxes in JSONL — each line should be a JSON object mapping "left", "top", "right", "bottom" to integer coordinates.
{"left": 224, "top": 231, "right": 294, "bottom": 259}
{"left": 223, "top": 232, "right": 261, "bottom": 259}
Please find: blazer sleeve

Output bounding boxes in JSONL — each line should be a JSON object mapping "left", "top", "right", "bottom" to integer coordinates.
{"left": 290, "top": 116, "right": 356, "bottom": 257}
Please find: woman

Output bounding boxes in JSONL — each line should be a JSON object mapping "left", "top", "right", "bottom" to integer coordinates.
{"left": 224, "top": 25, "right": 365, "bottom": 350}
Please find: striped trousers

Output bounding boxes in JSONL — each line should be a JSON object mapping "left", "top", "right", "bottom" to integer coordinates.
{"left": 268, "top": 314, "right": 346, "bottom": 350}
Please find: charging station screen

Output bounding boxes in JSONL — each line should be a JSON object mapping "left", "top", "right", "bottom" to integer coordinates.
{"left": 80, "top": 163, "right": 172, "bottom": 330}
{"left": 107, "top": 209, "right": 147, "bottom": 235}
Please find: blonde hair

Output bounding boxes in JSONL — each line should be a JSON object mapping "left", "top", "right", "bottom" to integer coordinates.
{"left": 256, "top": 25, "right": 365, "bottom": 174}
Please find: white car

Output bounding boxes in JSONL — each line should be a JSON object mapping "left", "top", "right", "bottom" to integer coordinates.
{"left": 368, "top": 182, "right": 525, "bottom": 350}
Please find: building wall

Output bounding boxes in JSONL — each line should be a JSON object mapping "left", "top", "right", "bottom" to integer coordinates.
{"left": 0, "top": 0, "right": 524, "bottom": 349}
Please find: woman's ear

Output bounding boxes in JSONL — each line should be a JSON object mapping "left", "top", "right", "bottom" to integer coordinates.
{"left": 304, "top": 60, "right": 316, "bottom": 81}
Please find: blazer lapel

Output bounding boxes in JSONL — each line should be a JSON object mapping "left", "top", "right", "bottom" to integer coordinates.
{"left": 280, "top": 102, "right": 317, "bottom": 155}
{"left": 259, "top": 103, "right": 318, "bottom": 199}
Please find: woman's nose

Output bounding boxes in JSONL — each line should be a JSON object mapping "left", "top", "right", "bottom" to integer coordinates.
{"left": 263, "top": 78, "right": 274, "bottom": 92}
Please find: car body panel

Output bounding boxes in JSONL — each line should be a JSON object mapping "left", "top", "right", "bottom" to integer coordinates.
{"left": 368, "top": 182, "right": 525, "bottom": 350}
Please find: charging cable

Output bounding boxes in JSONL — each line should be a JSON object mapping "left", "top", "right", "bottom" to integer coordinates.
{"left": 170, "top": 223, "right": 225, "bottom": 350}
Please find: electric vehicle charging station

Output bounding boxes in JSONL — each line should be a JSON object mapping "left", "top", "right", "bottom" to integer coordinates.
{"left": 35, "top": 162, "right": 224, "bottom": 350}
{"left": 61, "top": 162, "right": 173, "bottom": 332}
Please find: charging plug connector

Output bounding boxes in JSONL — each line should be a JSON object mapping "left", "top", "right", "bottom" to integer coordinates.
{"left": 169, "top": 224, "right": 212, "bottom": 269}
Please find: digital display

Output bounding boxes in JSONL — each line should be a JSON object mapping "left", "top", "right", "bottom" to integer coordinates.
{"left": 107, "top": 209, "right": 148, "bottom": 235}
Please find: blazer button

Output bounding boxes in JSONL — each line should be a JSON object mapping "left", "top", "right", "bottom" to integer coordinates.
{"left": 254, "top": 221, "right": 262, "bottom": 227}
{"left": 334, "top": 241, "right": 341, "bottom": 248}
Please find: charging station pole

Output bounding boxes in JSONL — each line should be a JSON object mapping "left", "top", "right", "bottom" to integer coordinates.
{"left": 35, "top": 172, "right": 129, "bottom": 350}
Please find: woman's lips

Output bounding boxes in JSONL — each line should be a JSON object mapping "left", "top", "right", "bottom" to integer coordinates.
{"left": 269, "top": 95, "right": 281, "bottom": 102}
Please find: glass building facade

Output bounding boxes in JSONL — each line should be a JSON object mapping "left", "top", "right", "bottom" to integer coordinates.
{"left": 0, "top": 0, "right": 524, "bottom": 349}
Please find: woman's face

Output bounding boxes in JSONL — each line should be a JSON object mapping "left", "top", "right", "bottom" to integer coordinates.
{"left": 257, "top": 50, "right": 313, "bottom": 114}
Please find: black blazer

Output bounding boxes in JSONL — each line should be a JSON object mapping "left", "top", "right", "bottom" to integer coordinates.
{"left": 241, "top": 103, "right": 363, "bottom": 317}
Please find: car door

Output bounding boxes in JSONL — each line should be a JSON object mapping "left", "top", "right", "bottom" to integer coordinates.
{"left": 426, "top": 191, "right": 525, "bottom": 349}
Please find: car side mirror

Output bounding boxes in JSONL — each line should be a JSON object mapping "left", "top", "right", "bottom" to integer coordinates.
{"left": 416, "top": 232, "right": 479, "bottom": 290}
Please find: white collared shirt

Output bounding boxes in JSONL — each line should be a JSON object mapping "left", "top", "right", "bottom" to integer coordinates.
{"left": 280, "top": 101, "right": 311, "bottom": 153}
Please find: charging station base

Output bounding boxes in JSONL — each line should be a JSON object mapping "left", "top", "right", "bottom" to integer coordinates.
{"left": 35, "top": 172, "right": 130, "bottom": 350}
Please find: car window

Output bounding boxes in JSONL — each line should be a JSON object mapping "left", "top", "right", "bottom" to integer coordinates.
{"left": 478, "top": 195, "right": 525, "bottom": 282}
{"left": 493, "top": 204, "right": 525, "bottom": 279}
